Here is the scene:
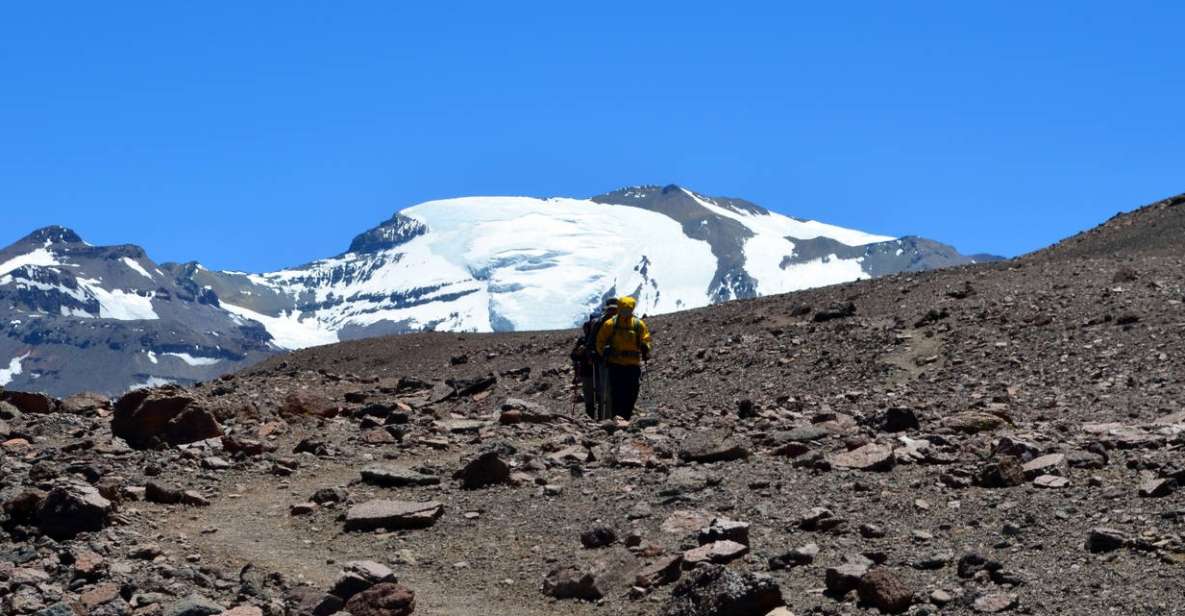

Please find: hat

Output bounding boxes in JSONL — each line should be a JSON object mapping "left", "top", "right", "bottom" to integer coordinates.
{"left": 604, "top": 298, "right": 619, "bottom": 307}
{"left": 618, "top": 296, "right": 637, "bottom": 310}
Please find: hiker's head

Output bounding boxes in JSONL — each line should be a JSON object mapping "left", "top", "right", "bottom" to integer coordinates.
{"left": 604, "top": 298, "right": 619, "bottom": 315}
{"left": 617, "top": 296, "right": 637, "bottom": 316}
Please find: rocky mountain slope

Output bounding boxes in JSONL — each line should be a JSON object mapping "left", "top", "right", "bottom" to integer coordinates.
{"left": 0, "top": 227, "right": 274, "bottom": 396}
{"left": 0, "top": 185, "right": 993, "bottom": 397}
{"left": 0, "top": 191, "right": 1181, "bottom": 616}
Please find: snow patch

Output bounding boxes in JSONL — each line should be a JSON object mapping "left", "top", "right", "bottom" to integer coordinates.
{"left": 128, "top": 376, "right": 174, "bottom": 391}
{"left": 682, "top": 188, "right": 894, "bottom": 246}
{"left": 163, "top": 352, "right": 222, "bottom": 366}
{"left": 0, "top": 248, "right": 60, "bottom": 276}
{"left": 0, "top": 353, "right": 30, "bottom": 386}
{"left": 146, "top": 350, "right": 158, "bottom": 364}
{"left": 681, "top": 189, "right": 887, "bottom": 294}
{"left": 76, "top": 279, "right": 158, "bottom": 320}
{"left": 121, "top": 257, "right": 154, "bottom": 280}
{"left": 767, "top": 254, "right": 871, "bottom": 293}
{"left": 219, "top": 302, "right": 340, "bottom": 350}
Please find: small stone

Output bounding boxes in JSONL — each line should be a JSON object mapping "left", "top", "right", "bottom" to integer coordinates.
{"left": 859, "top": 524, "right": 886, "bottom": 539}
{"left": 361, "top": 465, "right": 440, "bottom": 487}
{"left": 1139, "top": 478, "right": 1176, "bottom": 498}
{"left": 290, "top": 502, "right": 317, "bottom": 516}
{"left": 824, "top": 558, "right": 871, "bottom": 594}
{"left": 202, "top": 456, "right": 232, "bottom": 470}
{"left": 1033, "top": 474, "right": 1069, "bottom": 489}
{"left": 698, "top": 518, "right": 751, "bottom": 546}
{"left": 542, "top": 566, "right": 603, "bottom": 601}
{"left": 943, "top": 412, "right": 1005, "bottom": 434}
{"left": 1021, "top": 453, "right": 1065, "bottom": 479}
{"left": 635, "top": 555, "right": 683, "bottom": 588}
{"left": 580, "top": 527, "right": 617, "bottom": 549}
{"left": 683, "top": 540, "right": 750, "bottom": 567}
{"left": 1085, "top": 527, "right": 1127, "bottom": 553}
{"left": 930, "top": 590, "right": 955, "bottom": 605}
{"left": 165, "top": 594, "right": 225, "bottom": 616}
{"left": 857, "top": 569, "right": 913, "bottom": 614}
{"left": 828, "top": 443, "right": 895, "bottom": 471}
{"left": 678, "top": 432, "right": 750, "bottom": 463}
{"left": 344, "top": 583, "right": 415, "bottom": 616}
{"left": 768, "top": 543, "right": 819, "bottom": 570}
{"left": 453, "top": 450, "right": 511, "bottom": 489}
{"left": 973, "top": 593, "right": 1018, "bottom": 613}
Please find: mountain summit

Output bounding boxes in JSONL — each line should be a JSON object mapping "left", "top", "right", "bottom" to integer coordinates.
{"left": 0, "top": 185, "right": 994, "bottom": 395}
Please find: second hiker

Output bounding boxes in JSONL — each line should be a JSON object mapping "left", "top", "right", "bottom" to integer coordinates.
{"left": 595, "top": 296, "right": 652, "bottom": 421}
{"left": 571, "top": 298, "right": 618, "bottom": 419}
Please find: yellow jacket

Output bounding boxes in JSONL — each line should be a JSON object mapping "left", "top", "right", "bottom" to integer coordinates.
{"left": 595, "top": 307, "right": 652, "bottom": 367}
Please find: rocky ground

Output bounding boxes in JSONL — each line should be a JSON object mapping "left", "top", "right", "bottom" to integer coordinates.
{"left": 2, "top": 193, "right": 1184, "bottom": 616}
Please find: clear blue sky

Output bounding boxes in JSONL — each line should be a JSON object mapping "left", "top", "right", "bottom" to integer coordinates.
{"left": 2, "top": 2, "right": 1181, "bottom": 270}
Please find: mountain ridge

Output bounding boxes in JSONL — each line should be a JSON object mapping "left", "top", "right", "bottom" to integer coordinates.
{"left": 1, "top": 184, "right": 999, "bottom": 396}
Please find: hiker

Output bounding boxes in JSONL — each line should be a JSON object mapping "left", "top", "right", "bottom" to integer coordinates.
{"left": 594, "top": 296, "right": 652, "bottom": 421}
{"left": 570, "top": 298, "right": 618, "bottom": 419}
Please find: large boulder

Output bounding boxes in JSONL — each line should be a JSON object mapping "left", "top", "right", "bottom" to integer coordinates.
{"left": 1, "top": 390, "right": 56, "bottom": 414}
{"left": 345, "top": 500, "right": 444, "bottom": 531}
{"left": 35, "top": 482, "right": 113, "bottom": 539}
{"left": 112, "top": 387, "right": 221, "bottom": 448}
{"left": 662, "top": 564, "right": 784, "bottom": 616}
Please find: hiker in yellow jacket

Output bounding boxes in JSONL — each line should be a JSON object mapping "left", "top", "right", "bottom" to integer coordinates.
{"left": 594, "top": 296, "right": 652, "bottom": 420}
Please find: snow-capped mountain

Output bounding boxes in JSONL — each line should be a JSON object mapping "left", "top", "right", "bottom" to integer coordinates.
{"left": 0, "top": 185, "right": 995, "bottom": 396}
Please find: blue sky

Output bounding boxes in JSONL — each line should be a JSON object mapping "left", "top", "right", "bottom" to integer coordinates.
{"left": 1, "top": 2, "right": 1181, "bottom": 270}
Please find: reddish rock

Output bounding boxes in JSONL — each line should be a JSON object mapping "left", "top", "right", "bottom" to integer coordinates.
{"left": 345, "top": 500, "right": 444, "bottom": 531}
{"left": 1, "top": 390, "right": 56, "bottom": 414}
{"left": 222, "top": 435, "right": 269, "bottom": 456}
{"left": 71, "top": 548, "right": 107, "bottom": 578}
{"left": 636, "top": 555, "right": 683, "bottom": 588}
{"left": 683, "top": 540, "right": 749, "bottom": 567}
{"left": 344, "top": 583, "right": 415, "bottom": 616}
{"left": 112, "top": 387, "right": 221, "bottom": 448}
{"left": 857, "top": 569, "right": 913, "bottom": 614}
{"left": 280, "top": 391, "right": 340, "bottom": 418}
{"left": 35, "top": 483, "right": 113, "bottom": 539}
{"left": 661, "top": 510, "right": 709, "bottom": 535}
{"left": 218, "top": 608, "right": 264, "bottom": 616}
{"left": 80, "top": 583, "right": 121, "bottom": 609}
{"left": 615, "top": 441, "right": 656, "bottom": 467}
{"left": 61, "top": 392, "right": 110, "bottom": 414}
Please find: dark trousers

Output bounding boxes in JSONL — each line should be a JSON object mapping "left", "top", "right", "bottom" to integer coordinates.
{"left": 607, "top": 364, "right": 641, "bottom": 420}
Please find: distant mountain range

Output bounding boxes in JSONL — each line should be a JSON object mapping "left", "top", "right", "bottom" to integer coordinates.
{"left": 0, "top": 184, "right": 999, "bottom": 396}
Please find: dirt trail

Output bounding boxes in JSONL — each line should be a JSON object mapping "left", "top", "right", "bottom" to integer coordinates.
{"left": 168, "top": 452, "right": 605, "bottom": 616}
